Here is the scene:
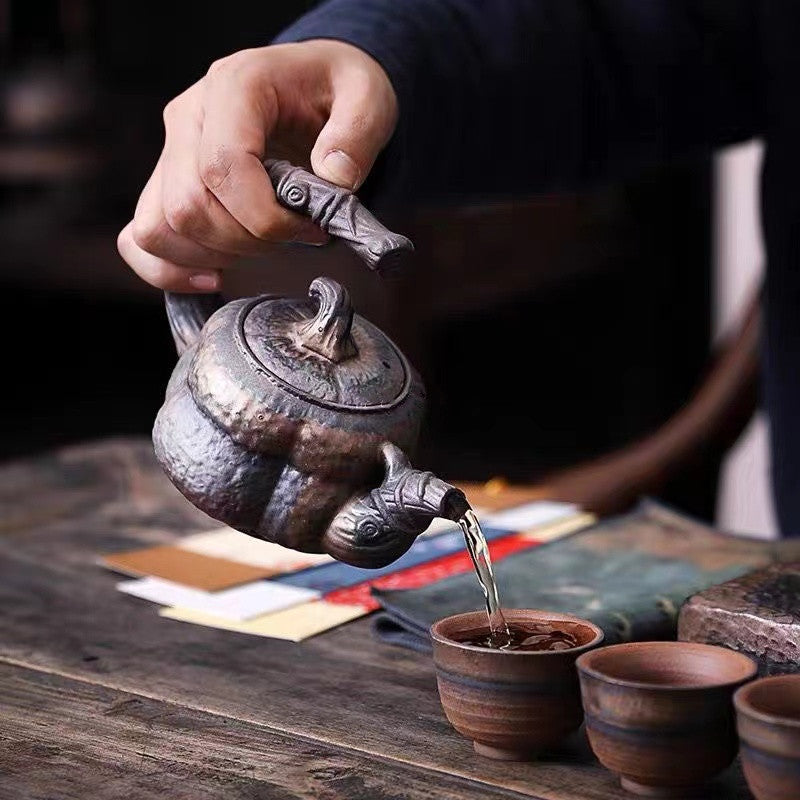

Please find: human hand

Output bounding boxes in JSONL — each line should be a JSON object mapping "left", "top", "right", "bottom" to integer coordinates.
{"left": 117, "top": 40, "right": 398, "bottom": 292}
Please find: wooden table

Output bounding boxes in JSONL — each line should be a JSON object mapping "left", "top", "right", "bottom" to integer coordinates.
{"left": 0, "top": 439, "right": 752, "bottom": 799}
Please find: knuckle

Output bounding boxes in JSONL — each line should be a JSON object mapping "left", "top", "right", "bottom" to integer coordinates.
{"left": 162, "top": 97, "right": 180, "bottom": 125}
{"left": 347, "top": 110, "right": 371, "bottom": 135}
{"left": 131, "top": 213, "right": 163, "bottom": 253}
{"left": 162, "top": 86, "right": 194, "bottom": 125}
{"left": 207, "top": 54, "right": 236, "bottom": 77}
{"left": 163, "top": 189, "right": 205, "bottom": 236}
{"left": 116, "top": 226, "right": 132, "bottom": 258}
{"left": 239, "top": 57, "right": 269, "bottom": 87}
{"left": 208, "top": 50, "right": 267, "bottom": 90}
{"left": 207, "top": 57, "right": 227, "bottom": 77}
{"left": 199, "top": 149, "right": 235, "bottom": 192}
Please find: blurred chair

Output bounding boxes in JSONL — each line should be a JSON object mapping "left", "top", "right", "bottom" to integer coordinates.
{"left": 458, "top": 290, "right": 761, "bottom": 517}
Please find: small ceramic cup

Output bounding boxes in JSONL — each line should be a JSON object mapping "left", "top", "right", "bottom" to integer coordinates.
{"left": 576, "top": 641, "right": 757, "bottom": 797}
{"left": 430, "top": 609, "right": 604, "bottom": 761}
{"left": 735, "top": 674, "right": 800, "bottom": 800}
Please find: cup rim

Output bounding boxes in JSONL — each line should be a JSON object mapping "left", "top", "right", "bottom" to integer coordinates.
{"left": 576, "top": 640, "right": 758, "bottom": 692}
{"left": 429, "top": 608, "right": 604, "bottom": 656}
{"left": 734, "top": 674, "right": 800, "bottom": 728}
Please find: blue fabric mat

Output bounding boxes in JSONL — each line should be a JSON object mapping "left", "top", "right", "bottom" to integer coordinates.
{"left": 368, "top": 500, "right": 800, "bottom": 653}
{"left": 273, "top": 524, "right": 509, "bottom": 594}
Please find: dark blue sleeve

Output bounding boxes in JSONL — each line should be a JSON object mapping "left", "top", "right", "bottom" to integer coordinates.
{"left": 274, "top": 0, "right": 761, "bottom": 202}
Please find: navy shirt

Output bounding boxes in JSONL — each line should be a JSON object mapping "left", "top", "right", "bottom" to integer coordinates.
{"left": 276, "top": 0, "right": 800, "bottom": 534}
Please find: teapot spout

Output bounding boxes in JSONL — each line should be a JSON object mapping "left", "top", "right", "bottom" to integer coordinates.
{"left": 322, "top": 443, "right": 469, "bottom": 568}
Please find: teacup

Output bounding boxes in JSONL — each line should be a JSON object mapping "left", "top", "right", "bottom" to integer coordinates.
{"left": 430, "top": 609, "right": 604, "bottom": 760}
{"left": 735, "top": 674, "right": 800, "bottom": 800}
{"left": 576, "top": 641, "right": 757, "bottom": 797}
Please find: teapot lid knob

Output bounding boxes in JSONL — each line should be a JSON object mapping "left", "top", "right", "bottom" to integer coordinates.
{"left": 297, "top": 277, "right": 357, "bottom": 363}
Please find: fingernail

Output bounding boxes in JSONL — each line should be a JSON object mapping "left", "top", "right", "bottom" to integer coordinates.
{"left": 321, "top": 149, "right": 361, "bottom": 190}
{"left": 188, "top": 272, "right": 220, "bottom": 291}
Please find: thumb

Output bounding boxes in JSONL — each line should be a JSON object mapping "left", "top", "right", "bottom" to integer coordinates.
{"left": 310, "top": 73, "right": 397, "bottom": 191}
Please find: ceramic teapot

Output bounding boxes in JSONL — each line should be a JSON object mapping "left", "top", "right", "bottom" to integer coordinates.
{"left": 154, "top": 160, "right": 469, "bottom": 568}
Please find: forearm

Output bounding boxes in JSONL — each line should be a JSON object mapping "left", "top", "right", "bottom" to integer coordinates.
{"left": 275, "top": 0, "right": 762, "bottom": 201}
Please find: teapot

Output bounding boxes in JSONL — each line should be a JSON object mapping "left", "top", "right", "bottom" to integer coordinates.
{"left": 153, "top": 160, "right": 469, "bottom": 568}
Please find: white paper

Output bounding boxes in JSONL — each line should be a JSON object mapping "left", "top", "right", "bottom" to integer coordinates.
{"left": 419, "top": 517, "right": 460, "bottom": 537}
{"left": 482, "top": 501, "right": 578, "bottom": 531}
{"left": 117, "top": 576, "right": 320, "bottom": 621}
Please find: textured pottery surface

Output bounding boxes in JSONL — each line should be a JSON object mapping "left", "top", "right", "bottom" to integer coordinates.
{"left": 430, "top": 609, "right": 604, "bottom": 761}
{"left": 153, "top": 162, "right": 467, "bottom": 568}
{"left": 577, "top": 641, "right": 757, "bottom": 797}
{"left": 679, "top": 562, "right": 800, "bottom": 675}
{"left": 735, "top": 675, "right": 800, "bottom": 800}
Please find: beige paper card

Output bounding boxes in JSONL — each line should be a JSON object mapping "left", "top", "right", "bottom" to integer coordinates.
{"left": 102, "top": 545, "right": 275, "bottom": 590}
{"left": 178, "top": 528, "right": 333, "bottom": 570}
{"left": 519, "top": 512, "right": 597, "bottom": 542}
{"left": 159, "top": 600, "right": 366, "bottom": 641}
{"left": 455, "top": 480, "right": 544, "bottom": 511}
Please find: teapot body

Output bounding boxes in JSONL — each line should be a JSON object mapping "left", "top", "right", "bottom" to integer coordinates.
{"left": 154, "top": 291, "right": 427, "bottom": 560}
{"left": 153, "top": 162, "right": 468, "bottom": 569}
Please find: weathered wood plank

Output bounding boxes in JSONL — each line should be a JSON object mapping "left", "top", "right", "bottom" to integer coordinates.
{"left": 0, "top": 440, "right": 752, "bottom": 799}
{"left": 0, "top": 662, "right": 526, "bottom": 800}
{"left": 0, "top": 438, "right": 212, "bottom": 536}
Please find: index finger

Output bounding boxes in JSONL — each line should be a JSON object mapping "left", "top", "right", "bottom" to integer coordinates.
{"left": 198, "top": 64, "right": 325, "bottom": 243}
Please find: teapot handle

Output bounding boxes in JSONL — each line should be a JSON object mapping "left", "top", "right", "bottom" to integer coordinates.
{"left": 264, "top": 159, "right": 413, "bottom": 273}
{"left": 322, "top": 443, "right": 470, "bottom": 568}
{"left": 164, "top": 160, "right": 414, "bottom": 354}
{"left": 164, "top": 291, "right": 224, "bottom": 356}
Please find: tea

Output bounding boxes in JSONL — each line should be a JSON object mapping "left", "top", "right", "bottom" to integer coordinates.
{"left": 456, "top": 506, "right": 581, "bottom": 651}
{"left": 455, "top": 622, "right": 579, "bottom": 652}
{"left": 457, "top": 508, "right": 512, "bottom": 648}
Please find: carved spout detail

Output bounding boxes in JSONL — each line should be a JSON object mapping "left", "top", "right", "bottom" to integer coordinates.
{"left": 322, "top": 443, "right": 469, "bottom": 568}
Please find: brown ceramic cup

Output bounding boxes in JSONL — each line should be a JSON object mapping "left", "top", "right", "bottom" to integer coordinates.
{"left": 576, "top": 641, "right": 757, "bottom": 797}
{"left": 430, "top": 609, "right": 604, "bottom": 761}
{"left": 735, "top": 675, "right": 800, "bottom": 800}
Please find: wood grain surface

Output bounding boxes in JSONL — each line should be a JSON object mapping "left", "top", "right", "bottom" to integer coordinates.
{"left": 0, "top": 439, "right": 752, "bottom": 799}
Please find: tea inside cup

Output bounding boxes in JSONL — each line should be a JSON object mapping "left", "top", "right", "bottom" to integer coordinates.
{"left": 577, "top": 641, "right": 757, "bottom": 797}
{"left": 735, "top": 674, "right": 800, "bottom": 800}
{"left": 430, "top": 609, "right": 604, "bottom": 761}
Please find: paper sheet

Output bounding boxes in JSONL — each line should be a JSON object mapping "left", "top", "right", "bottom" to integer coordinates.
{"left": 519, "top": 512, "right": 597, "bottom": 542}
{"left": 178, "top": 528, "right": 333, "bottom": 570}
{"left": 102, "top": 545, "right": 274, "bottom": 590}
{"left": 483, "top": 501, "right": 578, "bottom": 531}
{"left": 118, "top": 576, "right": 320, "bottom": 620}
{"left": 159, "top": 600, "right": 365, "bottom": 641}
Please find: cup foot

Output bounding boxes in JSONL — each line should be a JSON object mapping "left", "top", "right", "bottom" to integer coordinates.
{"left": 620, "top": 778, "right": 704, "bottom": 797}
{"left": 473, "top": 742, "right": 539, "bottom": 761}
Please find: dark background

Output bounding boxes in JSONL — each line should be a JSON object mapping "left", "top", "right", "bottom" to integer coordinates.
{"left": 0, "top": 2, "right": 715, "bottom": 515}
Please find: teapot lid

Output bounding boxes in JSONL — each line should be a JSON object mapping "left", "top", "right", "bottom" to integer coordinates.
{"left": 238, "top": 277, "right": 409, "bottom": 411}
